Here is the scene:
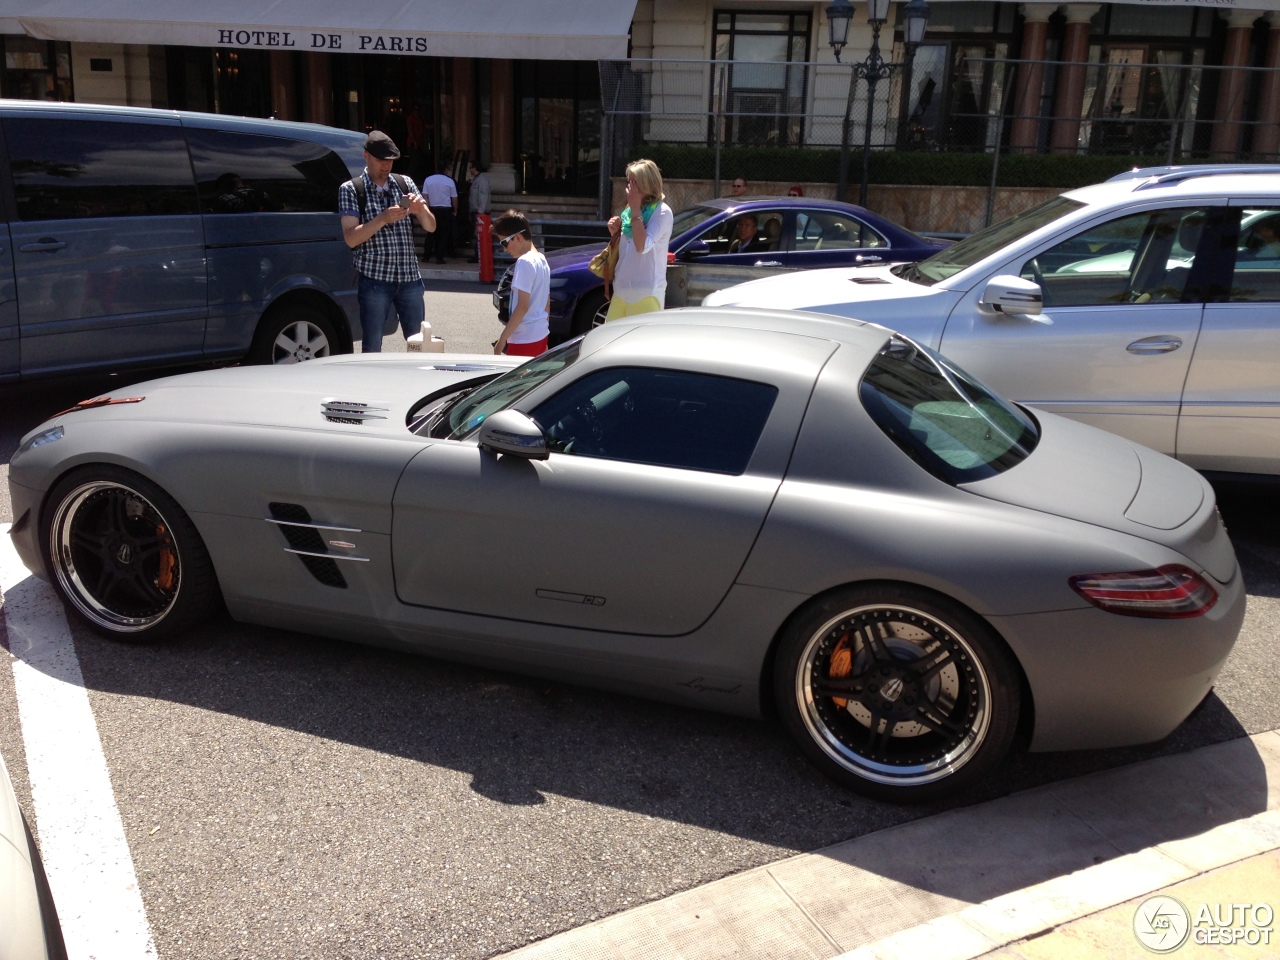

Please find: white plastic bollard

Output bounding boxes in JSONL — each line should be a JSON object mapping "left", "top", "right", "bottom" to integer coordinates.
{"left": 406, "top": 319, "right": 445, "bottom": 353}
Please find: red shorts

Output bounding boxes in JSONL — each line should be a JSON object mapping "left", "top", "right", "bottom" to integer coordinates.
{"left": 504, "top": 338, "right": 547, "bottom": 357}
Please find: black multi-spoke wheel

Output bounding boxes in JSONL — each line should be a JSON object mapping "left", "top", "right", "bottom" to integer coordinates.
{"left": 572, "top": 288, "right": 610, "bottom": 337}
{"left": 776, "top": 584, "right": 1021, "bottom": 803}
{"left": 41, "top": 466, "right": 218, "bottom": 642}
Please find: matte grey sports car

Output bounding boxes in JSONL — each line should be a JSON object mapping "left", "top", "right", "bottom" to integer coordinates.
{"left": 6, "top": 309, "right": 1245, "bottom": 802}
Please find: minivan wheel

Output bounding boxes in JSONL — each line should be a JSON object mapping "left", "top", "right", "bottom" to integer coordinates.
{"left": 250, "top": 305, "right": 339, "bottom": 364}
{"left": 774, "top": 583, "right": 1021, "bottom": 803}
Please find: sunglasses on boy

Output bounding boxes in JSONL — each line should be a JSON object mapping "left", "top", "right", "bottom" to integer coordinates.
{"left": 498, "top": 233, "right": 520, "bottom": 249}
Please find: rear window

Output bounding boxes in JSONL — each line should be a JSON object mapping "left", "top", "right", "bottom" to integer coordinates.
{"left": 860, "top": 336, "right": 1039, "bottom": 484}
{"left": 186, "top": 128, "right": 351, "bottom": 214}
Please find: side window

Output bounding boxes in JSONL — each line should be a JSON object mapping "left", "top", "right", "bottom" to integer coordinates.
{"left": 531, "top": 367, "right": 778, "bottom": 475}
{"left": 1230, "top": 208, "right": 1280, "bottom": 302}
{"left": 186, "top": 128, "right": 351, "bottom": 214}
{"left": 5, "top": 117, "right": 198, "bottom": 221}
{"left": 1021, "top": 208, "right": 1209, "bottom": 307}
{"left": 703, "top": 210, "right": 787, "bottom": 255}
{"left": 792, "top": 209, "right": 885, "bottom": 251}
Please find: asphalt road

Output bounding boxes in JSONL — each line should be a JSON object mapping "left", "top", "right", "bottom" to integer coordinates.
{"left": 0, "top": 282, "right": 1277, "bottom": 959}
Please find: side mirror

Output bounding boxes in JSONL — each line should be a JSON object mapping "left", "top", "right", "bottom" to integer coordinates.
{"left": 681, "top": 240, "right": 711, "bottom": 260}
{"left": 476, "top": 409, "right": 550, "bottom": 460}
{"left": 981, "top": 274, "right": 1043, "bottom": 315}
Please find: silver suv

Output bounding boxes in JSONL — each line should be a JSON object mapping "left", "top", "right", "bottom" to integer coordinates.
{"left": 705, "top": 167, "right": 1280, "bottom": 479}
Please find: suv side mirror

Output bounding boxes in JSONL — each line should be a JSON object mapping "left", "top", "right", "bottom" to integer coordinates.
{"left": 981, "top": 275, "right": 1043, "bottom": 315}
{"left": 681, "top": 240, "right": 711, "bottom": 260}
{"left": 477, "top": 410, "right": 550, "bottom": 460}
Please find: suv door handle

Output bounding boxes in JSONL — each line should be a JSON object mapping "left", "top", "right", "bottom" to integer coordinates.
{"left": 19, "top": 239, "right": 66, "bottom": 253}
{"left": 1126, "top": 337, "right": 1183, "bottom": 354}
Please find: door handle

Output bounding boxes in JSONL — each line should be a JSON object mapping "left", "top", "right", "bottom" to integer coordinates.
{"left": 855, "top": 254, "right": 883, "bottom": 262}
{"left": 19, "top": 239, "right": 66, "bottom": 253}
{"left": 1126, "top": 337, "right": 1183, "bottom": 354}
{"left": 753, "top": 260, "right": 783, "bottom": 267}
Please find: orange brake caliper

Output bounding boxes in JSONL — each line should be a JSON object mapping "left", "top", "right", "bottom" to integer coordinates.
{"left": 829, "top": 632, "right": 852, "bottom": 710}
{"left": 155, "top": 525, "right": 176, "bottom": 592}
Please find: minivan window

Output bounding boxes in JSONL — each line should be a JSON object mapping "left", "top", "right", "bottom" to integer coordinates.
{"left": 860, "top": 336, "right": 1039, "bottom": 484}
{"left": 5, "top": 118, "right": 198, "bottom": 220}
{"left": 186, "top": 129, "right": 351, "bottom": 214}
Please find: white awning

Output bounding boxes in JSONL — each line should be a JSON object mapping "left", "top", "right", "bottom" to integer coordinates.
{"left": 0, "top": 0, "right": 637, "bottom": 61}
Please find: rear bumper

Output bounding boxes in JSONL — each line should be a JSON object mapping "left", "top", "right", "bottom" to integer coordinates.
{"left": 992, "top": 567, "right": 1246, "bottom": 752}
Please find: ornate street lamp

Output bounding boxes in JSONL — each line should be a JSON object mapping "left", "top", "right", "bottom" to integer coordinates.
{"left": 829, "top": 0, "right": 930, "bottom": 207}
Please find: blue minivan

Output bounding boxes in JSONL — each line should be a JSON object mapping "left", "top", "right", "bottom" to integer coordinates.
{"left": 0, "top": 101, "right": 369, "bottom": 380}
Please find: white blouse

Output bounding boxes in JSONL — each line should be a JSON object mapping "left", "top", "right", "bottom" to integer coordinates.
{"left": 612, "top": 202, "right": 674, "bottom": 304}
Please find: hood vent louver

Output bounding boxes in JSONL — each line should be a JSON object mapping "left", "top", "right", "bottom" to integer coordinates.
{"left": 848, "top": 277, "right": 891, "bottom": 285}
{"left": 322, "top": 399, "right": 390, "bottom": 425}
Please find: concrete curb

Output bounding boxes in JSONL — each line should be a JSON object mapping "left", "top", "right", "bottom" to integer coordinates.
{"left": 496, "top": 731, "right": 1280, "bottom": 960}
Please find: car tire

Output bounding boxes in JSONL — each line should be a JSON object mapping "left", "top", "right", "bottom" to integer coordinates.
{"left": 774, "top": 583, "right": 1021, "bottom": 803}
{"left": 41, "top": 466, "right": 220, "bottom": 644}
{"left": 572, "top": 288, "right": 609, "bottom": 337}
{"left": 249, "top": 304, "right": 340, "bottom": 365}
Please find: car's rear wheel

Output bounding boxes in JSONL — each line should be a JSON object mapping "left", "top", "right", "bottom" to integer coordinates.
{"left": 249, "top": 304, "right": 339, "bottom": 364}
{"left": 572, "top": 288, "right": 609, "bottom": 337}
{"left": 775, "top": 583, "right": 1021, "bottom": 803}
{"left": 41, "top": 466, "right": 219, "bottom": 643}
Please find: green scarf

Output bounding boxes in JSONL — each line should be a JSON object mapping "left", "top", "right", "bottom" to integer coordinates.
{"left": 620, "top": 202, "right": 658, "bottom": 237}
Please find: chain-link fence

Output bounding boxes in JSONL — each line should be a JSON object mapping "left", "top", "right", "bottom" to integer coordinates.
{"left": 600, "top": 56, "right": 1280, "bottom": 234}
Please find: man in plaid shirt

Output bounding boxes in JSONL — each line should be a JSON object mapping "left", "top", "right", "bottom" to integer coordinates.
{"left": 339, "top": 131, "right": 437, "bottom": 352}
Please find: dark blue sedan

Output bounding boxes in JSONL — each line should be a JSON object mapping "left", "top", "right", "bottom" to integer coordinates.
{"left": 494, "top": 196, "right": 948, "bottom": 344}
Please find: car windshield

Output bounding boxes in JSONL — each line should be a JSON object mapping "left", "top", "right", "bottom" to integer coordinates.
{"left": 671, "top": 204, "right": 721, "bottom": 237}
{"left": 902, "top": 196, "right": 1085, "bottom": 285}
{"left": 860, "top": 335, "right": 1039, "bottom": 484}
{"left": 428, "top": 339, "right": 581, "bottom": 439}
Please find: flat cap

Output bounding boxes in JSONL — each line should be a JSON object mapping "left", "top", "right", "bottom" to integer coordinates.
{"left": 364, "top": 130, "right": 400, "bottom": 160}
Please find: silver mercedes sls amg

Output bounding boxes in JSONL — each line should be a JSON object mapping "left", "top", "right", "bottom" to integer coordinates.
{"left": 6, "top": 309, "right": 1245, "bottom": 802}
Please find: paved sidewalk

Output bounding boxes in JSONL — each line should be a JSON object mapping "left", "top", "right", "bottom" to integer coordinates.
{"left": 497, "top": 731, "right": 1280, "bottom": 960}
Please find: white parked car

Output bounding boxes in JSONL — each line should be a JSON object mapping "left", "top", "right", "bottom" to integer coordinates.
{"left": 704, "top": 166, "right": 1280, "bottom": 478}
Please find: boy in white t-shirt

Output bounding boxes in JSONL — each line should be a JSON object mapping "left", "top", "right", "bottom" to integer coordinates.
{"left": 492, "top": 210, "right": 550, "bottom": 356}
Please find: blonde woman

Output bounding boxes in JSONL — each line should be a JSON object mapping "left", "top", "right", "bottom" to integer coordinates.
{"left": 605, "top": 158, "right": 673, "bottom": 320}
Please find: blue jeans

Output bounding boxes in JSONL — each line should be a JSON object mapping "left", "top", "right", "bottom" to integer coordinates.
{"left": 357, "top": 275, "right": 425, "bottom": 352}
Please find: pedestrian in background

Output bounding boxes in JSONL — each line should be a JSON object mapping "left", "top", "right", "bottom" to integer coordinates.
{"left": 423, "top": 161, "right": 458, "bottom": 263}
{"left": 788, "top": 185, "right": 804, "bottom": 197}
{"left": 730, "top": 177, "right": 747, "bottom": 197}
{"left": 492, "top": 209, "right": 550, "bottom": 356}
{"left": 338, "top": 131, "right": 436, "bottom": 353}
{"left": 466, "top": 161, "right": 491, "bottom": 264}
{"left": 605, "top": 158, "right": 673, "bottom": 321}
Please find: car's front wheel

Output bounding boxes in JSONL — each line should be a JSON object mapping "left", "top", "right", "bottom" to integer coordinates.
{"left": 41, "top": 466, "right": 219, "bottom": 643}
{"left": 572, "top": 288, "right": 610, "bottom": 337}
{"left": 775, "top": 583, "right": 1021, "bottom": 803}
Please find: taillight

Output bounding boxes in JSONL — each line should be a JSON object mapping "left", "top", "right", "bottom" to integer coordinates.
{"left": 1069, "top": 564, "right": 1217, "bottom": 619}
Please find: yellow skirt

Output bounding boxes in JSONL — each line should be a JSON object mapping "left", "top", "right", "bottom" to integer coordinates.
{"left": 604, "top": 294, "right": 663, "bottom": 322}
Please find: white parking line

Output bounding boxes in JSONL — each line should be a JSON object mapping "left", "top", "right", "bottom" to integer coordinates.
{"left": 0, "top": 525, "right": 157, "bottom": 960}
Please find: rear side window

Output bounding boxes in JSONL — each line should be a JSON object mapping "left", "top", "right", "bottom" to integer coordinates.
{"left": 533, "top": 367, "right": 778, "bottom": 475}
{"left": 5, "top": 117, "right": 198, "bottom": 220}
{"left": 186, "top": 128, "right": 351, "bottom": 214}
{"left": 860, "top": 336, "right": 1039, "bottom": 484}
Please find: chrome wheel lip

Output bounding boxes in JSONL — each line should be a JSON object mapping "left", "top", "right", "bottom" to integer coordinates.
{"left": 273, "top": 319, "right": 332, "bottom": 364}
{"left": 49, "top": 480, "right": 182, "bottom": 633}
{"left": 795, "top": 602, "right": 992, "bottom": 787}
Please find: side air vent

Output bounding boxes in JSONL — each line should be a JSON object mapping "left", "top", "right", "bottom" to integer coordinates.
{"left": 849, "top": 277, "right": 891, "bottom": 284}
{"left": 267, "top": 502, "right": 347, "bottom": 589}
{"left": 321, "top": 399, "right": 390, "bottom": 425}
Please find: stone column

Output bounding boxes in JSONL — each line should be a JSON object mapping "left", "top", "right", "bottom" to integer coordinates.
{"left": 489, "top": 58, "right": 517, "bottom": 193}
{"left": 1009, "top": 4, "right": 1055, "bottom": 152}
{"left": 269, "top": 51, "right": 297, "bottom": 120}
{"left": 1049, "top": 4, "right": 1100, "bottom": 153}
{"left": 452, "top": 58, "right": 475, "bottom": 163}
{"left": 1212, "top": 10, "right": 1263, "bottom": 159}
{"left": 306, "top": 52, "right": 332, "bottom": 126}
{"left": 1253, "top": 14, "right": 1280, "bottom": 159}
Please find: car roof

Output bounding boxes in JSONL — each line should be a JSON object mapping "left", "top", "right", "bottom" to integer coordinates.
{"left": 0, "top": 98, "right": 366, "bottom": 146}
{"left": 587, "top": 304, "right": 887, "bottom": 353}
{"left": 697, "top": 196, "right": 879, "bottom": 215}
{"left": 1065, "top": 168, "right": 1280, "bottom": 205}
